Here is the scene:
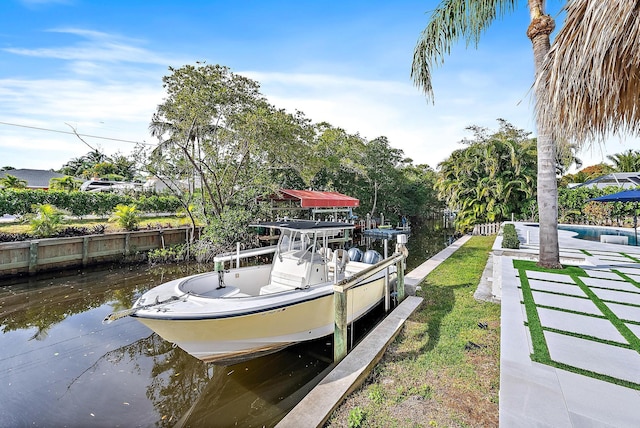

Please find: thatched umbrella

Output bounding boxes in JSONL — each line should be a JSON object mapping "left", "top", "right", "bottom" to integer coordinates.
{"left": 535, "top": 0, "right": 640, "bottom": 146}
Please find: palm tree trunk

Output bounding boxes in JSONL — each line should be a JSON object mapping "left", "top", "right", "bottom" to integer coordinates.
{"left": 528, "top": 0, "right": 561, "bottom": 268}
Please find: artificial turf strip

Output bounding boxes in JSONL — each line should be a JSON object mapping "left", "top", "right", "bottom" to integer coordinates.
{"left": 515, "top": 259, "right": 640, "bottom": 390}
{"left": 512, "top": 259, "right": 588, "bottom": 277}
{"left": 612, "top": 270, "right": 640, "bottom": 290}
{"left": 621, "top": 253, "right": 640, "bottom": 263}
{"left": 516, "top": 266, "right": 551, "bottom": 363}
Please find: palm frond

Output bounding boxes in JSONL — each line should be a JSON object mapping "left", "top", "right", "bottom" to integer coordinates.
{"left": 411, "top": 0, "right": 518, "bottom": 101}
{"left": 536, "top": 0, "right": 640, "bottom": 146}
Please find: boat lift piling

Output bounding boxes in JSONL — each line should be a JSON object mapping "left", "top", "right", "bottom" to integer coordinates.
{"left": 333, "top": 234, "right": 408, "bottom": 362}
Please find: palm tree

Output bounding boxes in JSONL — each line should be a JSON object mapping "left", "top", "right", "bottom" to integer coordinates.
{"left": 412, "top": 1, "right": 561, "bottom": 268}
{"left": 606, "top": 150, "right": 640, "bottom": 173}
{"left": 0, "top": 174, "right": 28, "bottom": 189}
{"left": 49, "top": 175, "right": 82, "bottom": 191}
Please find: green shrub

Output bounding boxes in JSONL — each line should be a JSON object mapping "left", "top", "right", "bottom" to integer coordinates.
{"left": 347, "top": 407, "right": 366, "bottom": 428}
{"left": 109, "top": 204, "right": 140, "bottom": 231}
{"left": 29, "top": 204, "right": 64, "bottom": 237}
{"left": 502, "top": 223, "right": 520, "bottom": 249}
{"left": 0, "top": 189, "right": 181, "bottom": 217}
{"left": 148, "top": 244, "right": 191, "bottom": 265}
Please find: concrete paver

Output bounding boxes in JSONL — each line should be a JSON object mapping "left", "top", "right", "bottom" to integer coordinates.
{"left": 590, "top": 287, "right": 640, "bottom": 304}
{"left": 528, "top": 278, "right": 586, "bottom": 297}
{"left": 605, "top": 302, "right": 640, "bottom": 322}
{"left": 583, "top": 269, "right": 624, "bottom": 280}
{"left": 525, "top": 270, "right": 576, "bottom": 283}
{"left": 537, "top": 307, "right": 626, "bottom": 343}
{"left": 544, "top": 331, "right": 640, "bottom": 383}
{"left": 531, "top": 291, "right": 602, "bottom": 315}
{"left": 581, "top": 276, "right": 640, "bottom": 293}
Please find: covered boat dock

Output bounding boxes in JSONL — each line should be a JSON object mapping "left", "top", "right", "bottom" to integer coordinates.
{"left": 266, "top": 189, "right": 360, "bottom": 221}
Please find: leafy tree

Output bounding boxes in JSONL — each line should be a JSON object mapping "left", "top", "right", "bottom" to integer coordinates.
{"left": 357, "top": 136, "right": 406, "bottom": 218}
{"left": 558, "top": 163, "right": 613, "bottom": 188}
{"left": 436, "top": 121, "right": 537, "bottom": 232}
{"left": 412, "top": 0, "right": 561, "bottom": 267}
{"left": 0, "top": 174, "right": 27, "bottom": 189}
{"left": 145, "top": 64, "right": 308, "bottom": 252}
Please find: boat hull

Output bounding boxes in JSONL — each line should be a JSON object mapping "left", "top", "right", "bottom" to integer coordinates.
{"left": 134, "top": 274, "right": 393, "bottom": 364}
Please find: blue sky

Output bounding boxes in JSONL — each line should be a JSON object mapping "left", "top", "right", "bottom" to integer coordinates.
{"left": 1, "top": 0, "right": 631, "bottom": 172}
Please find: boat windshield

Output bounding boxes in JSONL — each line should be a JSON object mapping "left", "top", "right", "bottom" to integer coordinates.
{"left": 278, "top": 229, "right": 311, "bottom": 253}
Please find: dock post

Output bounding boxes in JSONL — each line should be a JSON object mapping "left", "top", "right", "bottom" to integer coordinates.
{"left": 384, "top": 239, "right": 390, "bottom": 311}
{"left": 82, "top": 236, "right": 89, "bottom": 266}
{"left": 29, "top": 241, "right": 39, "bottom": 275}
{"left": 396, "top": 234, "right": 408, "bottom": 302}
{"left": 334, "top": 290, "right": 348, "bottom": 362}
{"left": 396, "top": 258, "right": 405, "bottom": 302}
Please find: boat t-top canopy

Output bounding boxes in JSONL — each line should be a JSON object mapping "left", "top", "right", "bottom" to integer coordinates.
{"left": 272, "top": 189, "right": 359, "bottom": 208}
{"left": 252, "top": 220, "right": 355, "bottom": 233}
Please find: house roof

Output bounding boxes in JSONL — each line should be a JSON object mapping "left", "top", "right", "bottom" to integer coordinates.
{"left": 0, "top": 169, "right": 67, "bottom": 189}
{"left": 571, "top": 172, "right": 640, "bottom": 189}
{"left": 272, "top": 189, "right": 360, "bottom": 208}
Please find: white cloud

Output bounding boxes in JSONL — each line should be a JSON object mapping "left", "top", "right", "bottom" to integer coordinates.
{"left": 3, "top": 28, "right": 174, "bottom": 66}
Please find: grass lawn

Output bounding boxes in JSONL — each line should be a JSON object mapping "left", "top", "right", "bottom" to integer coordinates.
{"left": 326, "top": 235, "right": 500, "bottom": 428}
{"left": 0, "top": 215, "right": 194, "bottom": 235}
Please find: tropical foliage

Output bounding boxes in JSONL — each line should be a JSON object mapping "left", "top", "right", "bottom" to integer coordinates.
{"left": 436, "top": 121, "right": 537, "bottom": 232}
{"left": 28, "top": 204, "right": 65, "bottom": 237}
{"left": 0, "top": 174, "right": 27, "bottom": 189}
{"left": 109, "top": 204, "right": 140, "bottom": 231}
{"left": 606, "top": 149, "right": 640, "bottom": 172}
{"left": 59, "top": 149, "right": 137, "bottom": 181}
{"left": 557, "top": 186, "right": 639, "bottom": 227}
{"left": 49, "top": 175, "right": 83, "bottom": 191}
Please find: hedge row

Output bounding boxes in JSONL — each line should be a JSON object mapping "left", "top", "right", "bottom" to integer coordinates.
{"left": 502, "top": 223, "right": 520, "bottom": 249}
{"left": 0, "top": 189, "right": 182, "bottom": 217}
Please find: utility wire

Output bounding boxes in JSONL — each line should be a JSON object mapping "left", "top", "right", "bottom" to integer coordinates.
{"left": 0, "top": 120, "right": 155, "bottom": 145}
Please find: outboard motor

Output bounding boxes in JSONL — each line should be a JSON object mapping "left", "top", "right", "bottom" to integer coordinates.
{"left": 347, "top": 247, "right": 363, "bottom": 262}
{"left": 362, "top": 249, "right": 382, "bottom": 264}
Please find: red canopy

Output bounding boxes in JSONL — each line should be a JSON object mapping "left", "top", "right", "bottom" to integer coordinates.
{"left": 275, "top": 189, "right": 359, "bottom": 208}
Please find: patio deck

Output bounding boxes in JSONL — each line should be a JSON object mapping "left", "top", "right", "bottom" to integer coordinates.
{"left": 499, "top": 222, "right": 640, "bottom": 427}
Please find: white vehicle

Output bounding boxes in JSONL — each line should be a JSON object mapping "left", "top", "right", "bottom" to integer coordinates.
{"left": 79, "top": 180, "right": 138, "bottom": 192}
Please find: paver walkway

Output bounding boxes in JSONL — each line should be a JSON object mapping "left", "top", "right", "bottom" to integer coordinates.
{"left": 500, "top": 223, "right": 640, "bottom": 427}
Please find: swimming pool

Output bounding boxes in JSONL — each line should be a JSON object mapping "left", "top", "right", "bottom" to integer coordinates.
{"left": 558, "top": 224, "right": 637, "bottom": 246}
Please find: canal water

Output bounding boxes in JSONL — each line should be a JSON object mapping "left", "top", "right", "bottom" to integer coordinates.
{"left": 0, "top": 221, "right": 454, "bottom": 427}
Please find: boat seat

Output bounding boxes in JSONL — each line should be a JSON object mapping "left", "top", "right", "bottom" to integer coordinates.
{"left": 259, "top": 270, "right": 306, "bottom": 295}
{"left": 318, "top": 247, "right": 333, "bottom": 262}
{"left": 328, "top": 249, "right": 349, "bottom": 274}
{"left": 199, "top": 286, "right": 240, "bottom": 298}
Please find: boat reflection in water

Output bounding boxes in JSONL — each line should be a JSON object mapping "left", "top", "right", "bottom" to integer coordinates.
{"left": 0, "top": 259, "right": 390, "bottom": 427}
